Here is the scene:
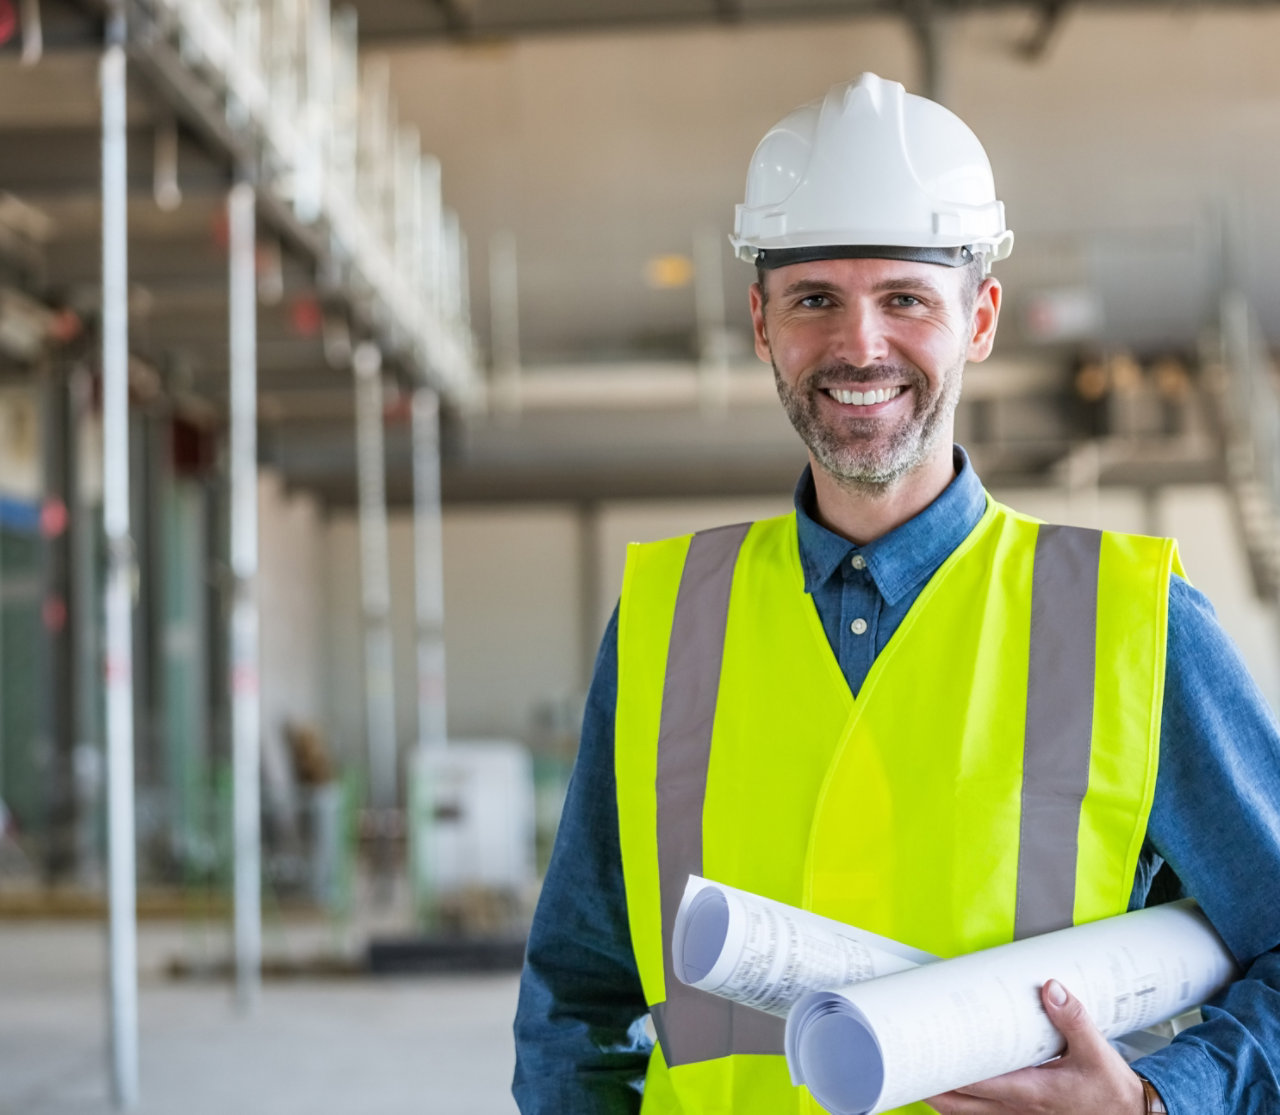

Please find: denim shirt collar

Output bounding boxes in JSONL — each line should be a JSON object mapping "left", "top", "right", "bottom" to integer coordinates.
{"left": 794, "top": 446, "right": 988, "bottom": 606}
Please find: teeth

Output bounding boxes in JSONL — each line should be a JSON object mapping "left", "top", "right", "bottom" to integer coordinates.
{"left": 828, "top": 386, "right": 904, "bottom": 406}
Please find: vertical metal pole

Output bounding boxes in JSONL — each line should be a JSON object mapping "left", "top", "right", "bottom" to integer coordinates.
{"left": 69, "top": 367, "right": 101, "bottom": 887}
{"left": 101, "top": 7, "right": 138, "bottom": 1108}
{"left": 411, "top": 388, "right": 446, "bottom": 752}
{"left": 488, "top": 230, "right": 521, "bottom": 417}
{"left": 408, "top": 388, "right": 444, "bottom": 926}
{"left": 693, "top": 225, "right": 730, "bottom": 414}
{"left": 40, "top": 359, "right": 74, "bottom": 877}
{"left": 20, "top": 0, "right": 44, "bottom": 66}
{"left": 907, "top": 3, "right": 950, "bottom": 107}
{"left": 354, "top": 343, "right": 397, "bottom": 823}
{"left": 577, "top": 502, "right": 602, "bottom": 688}
{"left": 228, "top": 180, "right": 261, "bottom": 1012}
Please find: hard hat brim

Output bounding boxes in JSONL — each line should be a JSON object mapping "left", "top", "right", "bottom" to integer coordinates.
{"left": 753, "top": 244, "right": 977, "bottom": 270}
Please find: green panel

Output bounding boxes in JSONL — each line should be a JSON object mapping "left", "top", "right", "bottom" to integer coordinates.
{"left": 0, "top": 529, "right": 48, "bottom": 835}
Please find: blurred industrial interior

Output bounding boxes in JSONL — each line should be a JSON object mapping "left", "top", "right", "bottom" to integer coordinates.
{"left": 3, "top": 0, "right": 1280, "bottom": 1111}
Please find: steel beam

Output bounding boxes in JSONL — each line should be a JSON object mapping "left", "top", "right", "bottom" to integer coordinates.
{"left": 348, "top": 0, "right": 1280, "bottom": 42}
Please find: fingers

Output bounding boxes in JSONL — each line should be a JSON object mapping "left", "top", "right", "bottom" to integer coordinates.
{"left": 924, "top": 1090, "right": 1006, "bottom": 1114}
{"left": 925, "top": 1063, "right": 1048, "bottom": 1111}
{"left": 927, "top": 984, "right": 1145, "bottom": 1115}
{"left": 1041, "top": 978, "right": 1112, "bottom": 1062}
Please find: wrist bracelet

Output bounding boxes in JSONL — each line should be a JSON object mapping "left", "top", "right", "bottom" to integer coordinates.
{"left": 1140, "top": 1076, "right": 1168, "bottom": 1114}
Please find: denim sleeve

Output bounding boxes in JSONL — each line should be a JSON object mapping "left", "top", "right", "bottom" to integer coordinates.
{"left": 1133, "top": 576, "right": 1280, "bottom": 1114}
{"left": 512, "top": 606, "right": 651, "bottom": 1114}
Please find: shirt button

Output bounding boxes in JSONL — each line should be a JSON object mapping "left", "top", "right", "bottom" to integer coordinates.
{"left": 850, "top": 618, "right": 868, "bottom": 636}
{"left": 850, "top": 554, "right": 866, "bottom": 570}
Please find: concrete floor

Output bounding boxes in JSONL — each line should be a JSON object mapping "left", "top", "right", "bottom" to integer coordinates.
{"left": 0, "top": 918, "right": 520, "bottom": 1114}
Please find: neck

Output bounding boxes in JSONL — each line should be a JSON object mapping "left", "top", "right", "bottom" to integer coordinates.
{"left": 809, "top": 446, "right": 957, "bottom": 546}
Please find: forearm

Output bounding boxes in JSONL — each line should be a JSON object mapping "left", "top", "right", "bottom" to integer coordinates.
{"left": 513, "top": 608, "right": 651, "bottom": 1113}
{"left": 1141, "top": 579, "right": 1280, "bottom": 1113}
{"left": 513, "top": 852, "right": 649, "bottom": 1114}
{"left": 513, "top": 949, "right": 648, "bottom": 1115}
{"left": 1133, "top": 947, "right": 1280, "bottom": 1115}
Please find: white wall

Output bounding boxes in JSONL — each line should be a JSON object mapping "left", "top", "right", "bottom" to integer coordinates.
{"left": 324, "top": 505, "right": 585, "bottom": 757}
{"left": 1158, "top": 486, "right": 1280, "bottom": 712}
{"left": 994, "top": 483, "right": 1280, "bottom": 712}
{"left": 591, "top": 496, "right": 791, "bottom": 642}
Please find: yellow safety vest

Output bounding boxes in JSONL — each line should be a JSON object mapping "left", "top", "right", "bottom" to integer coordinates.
{"left": 615, "top": 497, "right": 1181, "bottom": 1114}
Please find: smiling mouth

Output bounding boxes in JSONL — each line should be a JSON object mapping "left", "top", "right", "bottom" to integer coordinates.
{"left": 824, "top": 385, "right": 906, "bottom": 406}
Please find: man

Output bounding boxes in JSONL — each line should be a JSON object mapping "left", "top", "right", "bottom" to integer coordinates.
{"left": 513, "top": 73, "right": 1280, "bottom": 1114}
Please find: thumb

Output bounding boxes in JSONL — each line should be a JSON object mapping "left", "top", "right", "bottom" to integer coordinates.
{"left": 1042, "top": 979, "right": 1106, "bottom": 1054}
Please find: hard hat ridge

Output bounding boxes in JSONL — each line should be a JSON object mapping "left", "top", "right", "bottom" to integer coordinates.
{"left": 731, "top": 72, "right": 1014, "bottom": 273}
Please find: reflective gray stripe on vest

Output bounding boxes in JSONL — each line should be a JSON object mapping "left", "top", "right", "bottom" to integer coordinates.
{"left": 649, "top": 522, "right": 786, "bottom": 1066}
{"left": 1015, "top": 524, "right": 1103, "bottom": 940}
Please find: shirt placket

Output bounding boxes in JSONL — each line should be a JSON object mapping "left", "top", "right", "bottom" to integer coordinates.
{"left": 839, "top": 551, "right": 881, "bottom": 697}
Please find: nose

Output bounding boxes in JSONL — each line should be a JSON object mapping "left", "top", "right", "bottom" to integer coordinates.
{"left": 834, "top": 302, "right": 891, "bottom": 368}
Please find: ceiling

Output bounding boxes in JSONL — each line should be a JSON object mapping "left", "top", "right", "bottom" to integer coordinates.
{"left": 1, "top": 1, "right": 1277, "bottom": 504}
{"left": 376, "top": 3, "right": 1280, "bottom": 365}
{"left": 342, "top": 0, "right": 1280, "bottom": 43}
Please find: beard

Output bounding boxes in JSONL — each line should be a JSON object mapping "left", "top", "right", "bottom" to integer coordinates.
{"left": 773, "top": 355, "right": 964, "bottom": 490}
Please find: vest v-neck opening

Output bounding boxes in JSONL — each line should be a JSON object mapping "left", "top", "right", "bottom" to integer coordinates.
{"left": 784, "top": 495, "right": 999, "bottom": 710}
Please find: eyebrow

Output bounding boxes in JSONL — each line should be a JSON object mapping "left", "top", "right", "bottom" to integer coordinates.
{"left": 777, "top": 275, "right": 945, "bottom": 300}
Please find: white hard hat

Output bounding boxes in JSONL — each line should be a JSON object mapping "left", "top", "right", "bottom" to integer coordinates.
{"left": 732, "top": 73, "right": 1014, "bottom": 273}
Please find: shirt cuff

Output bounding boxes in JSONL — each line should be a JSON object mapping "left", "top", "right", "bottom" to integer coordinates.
{"left": 1134, "top": 1042, "right": 1227, "bottom": 1115}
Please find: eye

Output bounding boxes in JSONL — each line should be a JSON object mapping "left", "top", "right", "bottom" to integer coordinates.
{"left": 798, "top": 293, "right": 833, "bottom": 309}
{"left": 889, "top": 293, "right": 922, "bottom": 308}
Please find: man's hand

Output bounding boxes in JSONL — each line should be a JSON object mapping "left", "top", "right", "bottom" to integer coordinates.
{"left": 924, "top": 979, "right": 1147, "bottom": 1114}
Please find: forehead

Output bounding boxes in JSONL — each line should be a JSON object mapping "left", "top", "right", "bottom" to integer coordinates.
{"left": 761, "top": 256, "right": 963, "bottom": 300}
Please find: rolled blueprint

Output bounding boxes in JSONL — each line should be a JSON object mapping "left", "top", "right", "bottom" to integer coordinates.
{"left": 785, "top": 899, "right": 1238, "bottom": 1115}
{"left": 671, "top": 876, "right": 935, "bottom": 1017}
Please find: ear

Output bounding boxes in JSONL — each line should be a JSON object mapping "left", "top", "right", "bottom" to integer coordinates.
{"left": 749, "top": 281, "right": 771, "bottom": 364}
{"left": 966, "top": 277, "right": 1002, "bottom": 363}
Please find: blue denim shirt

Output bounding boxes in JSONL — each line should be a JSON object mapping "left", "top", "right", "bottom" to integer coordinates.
{"left": 513, "top": 449, "right": 1280, "bottom": 1114}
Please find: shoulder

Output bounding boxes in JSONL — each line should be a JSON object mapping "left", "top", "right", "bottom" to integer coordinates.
{"left": 1167, "top": 570, "right": 1218, "bottom": 626}
{"left": 623, "top": 515, "right": 794, "bottom": 581}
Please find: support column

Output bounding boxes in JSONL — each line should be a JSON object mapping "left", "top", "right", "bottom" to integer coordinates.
{"left": 411, "top": 388, "right": 446, "bottom": 753}
{"left": 906, "top": 1, "right": 950, "bottom": 107}
{"left": 488, "top": 230, "right": 521, "bottom": 418}
{"left": 694, "top": 226, "right": 730, "bottom": 414}
{"left": 228, "top": 180, "right": 261, "bottom": 1013}
{"left": 39, "top": 358, "right": 74, "bottom": 879}
{"left": 69, "top": 365, "right": 102, "bottom": 888}
{"left": 408, "top": 387, "right": 445, "bottom": 926}
{"left": 101, "top": 6, "right": 138, "bottom": 1107}
{"left": 354, "top": 342, "right": 398, "bottom": 886}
